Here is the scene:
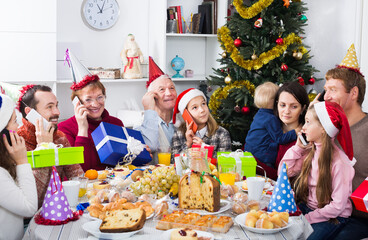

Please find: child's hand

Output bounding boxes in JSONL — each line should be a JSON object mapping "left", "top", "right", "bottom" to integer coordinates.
{"left": 192, "top": 137, "right": 203, "bottom": 145}
{"left": 185, "top": 121, "right": 195, "bottom": 147}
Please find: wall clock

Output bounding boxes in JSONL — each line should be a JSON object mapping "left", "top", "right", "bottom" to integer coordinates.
{"left": 81, "top": 0, "right": 120, "bottom": 30}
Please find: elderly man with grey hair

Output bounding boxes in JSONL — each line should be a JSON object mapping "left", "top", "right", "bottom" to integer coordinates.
{"left": 135, "top": 74, "right": 177, "bottom": 163}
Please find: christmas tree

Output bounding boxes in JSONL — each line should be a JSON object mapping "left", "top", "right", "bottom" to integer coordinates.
{"left": 208, "top": 0, "right": 319, "bottom": 147}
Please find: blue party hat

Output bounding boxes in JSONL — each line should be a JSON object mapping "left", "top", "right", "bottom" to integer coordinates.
{"left": 268, "top": 162, "right": 297, "bottom": 212}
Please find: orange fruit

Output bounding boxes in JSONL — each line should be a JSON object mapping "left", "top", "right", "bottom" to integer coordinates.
{"left": 85, "top": 169, "right": 98, "bottom": 180}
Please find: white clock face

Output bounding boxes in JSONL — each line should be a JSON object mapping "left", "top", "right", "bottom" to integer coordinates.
{"left": 82, "top": 0, "right": 119, "bottom": 30}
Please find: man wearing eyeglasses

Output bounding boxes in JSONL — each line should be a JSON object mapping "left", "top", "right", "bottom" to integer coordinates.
{"left": 17, "top": 85, "right": 84, "bottom": 209}
{"left": 314, "top": 55, "right": 368, "bottom": 239}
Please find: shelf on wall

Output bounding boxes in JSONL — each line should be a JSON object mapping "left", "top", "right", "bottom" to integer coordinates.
{"left": 166, "top": 33, "right": 217, "bottom": 38}
{"left": 56, "top": 78, "right": 148, "bottom": 84}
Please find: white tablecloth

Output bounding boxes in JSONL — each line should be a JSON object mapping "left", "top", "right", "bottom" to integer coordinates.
{"left": 23, "top": 212, "right": 313, "bottom": 240}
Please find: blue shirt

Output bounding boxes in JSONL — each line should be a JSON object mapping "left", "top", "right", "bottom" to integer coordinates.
{"left": 134, "top": 110, "right": 175, "bottom": 153}
{"left": 244, "top": 108, "right": 297, "bottom": 164}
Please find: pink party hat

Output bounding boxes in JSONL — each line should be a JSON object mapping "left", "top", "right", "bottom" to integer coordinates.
{"left": 268, "top": 162, "right": 297, "bottom": 212}
{"left": 35, "top": 166, "right": 79, "bottom": 225}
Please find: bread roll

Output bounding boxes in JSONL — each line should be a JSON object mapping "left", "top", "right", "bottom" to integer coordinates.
{"left": 245, "top": 215, "right": 257, "bottom": 228}
{"left": 255, "top": 219, "right": 273, "bottom": 229}
{"left": 232, "top": 202, "right": 247, "bottom": 214}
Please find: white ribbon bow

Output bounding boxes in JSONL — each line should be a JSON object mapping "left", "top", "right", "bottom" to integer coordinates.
{"left": 31, "top": 143, "right": 63, "bottom": 167}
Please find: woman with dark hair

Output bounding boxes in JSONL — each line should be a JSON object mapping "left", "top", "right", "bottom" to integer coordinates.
{"left": 0, "top": 94, "right": 37, "bottom": 240}
{"left": 256, "top": 81, "right": 309, "bottom": 180}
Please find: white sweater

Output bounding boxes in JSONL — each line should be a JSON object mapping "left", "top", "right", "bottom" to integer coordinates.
{"left": 0, "top": 164, "right": 37, "bottom": 240}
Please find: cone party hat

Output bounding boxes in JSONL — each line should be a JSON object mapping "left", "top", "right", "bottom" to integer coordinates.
{"left": 268, "top": 162, "right": 297, "bottom": 212}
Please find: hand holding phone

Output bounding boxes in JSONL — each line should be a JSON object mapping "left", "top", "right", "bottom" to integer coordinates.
{"left": 26, "top": 108, "right": 49, "bottom": 131}
{"left": 299, "top": 133, "right": 309, "bottom": 146}
{"left": 72, "top": 96, "right": 82, "bottom": 108}
{"left": 182, "top": 109, "right": 198, "bottom": 133}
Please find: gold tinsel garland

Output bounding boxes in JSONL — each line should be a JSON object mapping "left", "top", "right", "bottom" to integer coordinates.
{"left": 218, "top": 27, "right": 302, "bottom": 70}
{"left": 233, "top": 0, "right": 274, "bottom": 19}
{"left": 209, "top": 80, "right": 255, "bottom": 117}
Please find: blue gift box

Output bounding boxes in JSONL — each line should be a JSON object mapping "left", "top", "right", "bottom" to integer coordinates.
{"left": 91, "top": 122, "right": 151, "bottom": 166}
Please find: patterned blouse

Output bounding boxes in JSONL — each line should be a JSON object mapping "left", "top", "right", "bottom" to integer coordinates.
{"left": 172, "top": 126, "right": 232, "bottom": 158}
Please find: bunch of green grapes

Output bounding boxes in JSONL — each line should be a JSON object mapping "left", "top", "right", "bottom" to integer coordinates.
{"left": 130, "top": 166, "right": 180, "bottom": 198}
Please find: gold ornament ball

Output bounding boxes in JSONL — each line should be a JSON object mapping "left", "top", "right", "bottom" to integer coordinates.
{"left": 222, "top": 52, "right": 227, "bottom": 58}
{"left": 292, "top": 52, "right": 297, "bottom": 57}
{"left": 224, "top": 75, "right": 232, "bottom": 84}
{"left": 251, "top": 54, "right": 258, "bottom": 60}
{"left": 295, "top": 52, "right": 303, "bottom": 60}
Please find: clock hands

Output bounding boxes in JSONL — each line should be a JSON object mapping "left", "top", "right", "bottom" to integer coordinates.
{"left": 100, "top": 0, "right": 107, "bottom": 13}
{"left": 96, "top": 3, "right": 102, "bottom": 13}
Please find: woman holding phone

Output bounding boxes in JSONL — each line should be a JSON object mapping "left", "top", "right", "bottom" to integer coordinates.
{"left": 0, "top": 94, "right": 38, "bottom": 240}
{"left": 171, "top": 88, "right": 231, "bottom": 158}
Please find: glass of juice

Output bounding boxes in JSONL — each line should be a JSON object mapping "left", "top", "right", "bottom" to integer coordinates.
{"left": 73, "top": 176, "right": 88, "bottom": 198}
{"left": 158, "top": 147, "right": 171, "bottom": 166}
{"left": 219, "top": 164, "right": 236, "bottom": 185}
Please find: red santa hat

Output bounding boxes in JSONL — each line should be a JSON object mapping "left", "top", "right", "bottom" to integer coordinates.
{"left": 172, "top": 88, "right": 206, "bottom": 124}
{"left": 64, "top": 49, "right": 99, "bottom": 91}
{"left": 146, "top": 56, "right": 165, "bottom": 88}
{"left": 314, "top": 101, "right": 355, "bottom": 164}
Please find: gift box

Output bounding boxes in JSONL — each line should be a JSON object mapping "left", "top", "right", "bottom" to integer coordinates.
{"left": 217, "top": 151, "right": 256, "bottom": 178}
{"left": 91, "top": 122, "right": 151, "bottom": 166}
{"left": 27, "top": 147, "right": 84, "bottom": 168}
{"left": 351, "top": 177, "right": 368, "bottom": 213}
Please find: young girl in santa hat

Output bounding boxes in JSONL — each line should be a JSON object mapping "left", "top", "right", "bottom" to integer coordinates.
{"left": 279, "top": 101, "right": 355, "bottom": 240}
{"left": 0, "top": 94, "right": 37, "bottom": 240}
{"left": 172, "top": 88, "right": 231, "bottom": 158}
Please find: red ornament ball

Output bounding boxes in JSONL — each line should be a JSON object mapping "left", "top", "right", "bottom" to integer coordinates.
{"left": 221, "top": 69, "right": 225, "bottom": 73}
{"left": 234, "top": 38, "right": 242, "bottom": 47}
{"left": 276, "top": 37, "right": 284, "bottom": 45}
{"left": 298, "top": 77, "right": 305, "bottom": 86}
{"left": 308, "top": 77, "right": 316, "bottom": 85}
{"left": 281, "top": 64, "right": 288, "bottom": 71}
{"left": 241, "top": 106, "right": 250, "bottom": 114}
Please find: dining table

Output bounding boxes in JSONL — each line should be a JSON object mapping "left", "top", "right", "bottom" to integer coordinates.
{"left": 23, "top": 204, "right": 313, "bottom": 240}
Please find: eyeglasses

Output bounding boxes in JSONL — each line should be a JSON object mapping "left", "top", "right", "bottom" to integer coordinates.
{"left": 82, "top": 95, "right": 105, "bottom": 106}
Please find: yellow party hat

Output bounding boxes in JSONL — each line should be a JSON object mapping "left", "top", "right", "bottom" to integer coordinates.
{"left": 337, "top": 44, "right": 364, "bottom": 77}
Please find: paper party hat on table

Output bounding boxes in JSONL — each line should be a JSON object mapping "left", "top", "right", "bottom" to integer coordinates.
{"left": 268, "top": 162, "right": 297, "bottom": 212}
{"left": 36, "top": 166, "right": 79, "bottom": 225}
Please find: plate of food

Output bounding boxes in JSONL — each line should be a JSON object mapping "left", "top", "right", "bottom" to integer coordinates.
{"left": 161, "top": 228, "right": 214, "bottom": 240}
{"left": 174, "top": 199, "right": 231, "bottom": 215}
{"left": 82, "top": 220, "right": 142, "bottom": 239}
{"left": 234, "top": 211, "right": 293, "bottom": 234}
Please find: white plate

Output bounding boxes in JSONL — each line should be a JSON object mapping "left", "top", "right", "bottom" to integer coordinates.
{"left": 161, "top": 228, "right": 214, "bottom": 240}
{"left": 235, "top": 212, "right": 293, "bottom": 234}
{"left": 82, "top": 220, "right": 142, "bottom": 239}
{"left": 86, "top": 211, "right": 154, "bottom": 220}
{"left": 174, "top": 199, "right": 231, "bottom": 215}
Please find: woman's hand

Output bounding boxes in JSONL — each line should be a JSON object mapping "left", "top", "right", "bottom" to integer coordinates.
{"left": 185, "top": 121, "right": 195, "bottom": 147}
{"left": 35, "top": 119, "right": 54, "bottom": 144}
{"left": 3, "top": 131, "right": 28, "bottom": 165}
{"left": 75, "top": 101, "right": 88, "bottom": 137}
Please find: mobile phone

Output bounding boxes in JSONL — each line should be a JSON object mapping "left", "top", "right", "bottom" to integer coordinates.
{"left": 299, "top": 133, "right": 309, "bottom": 146}
{"left": 26, "top": 108, "right": 49, "bottom": 131}
{"left": 72, "top": 96, "right": 82, "bottom": 108}
{"left": 1, "top": 128, "right": 12, "bottom": 146}
{"left": 318, "top": 90, "right": 326, "bottom": 101}
{"left": 182, "top": 109, "right": 198, "bottom": 133}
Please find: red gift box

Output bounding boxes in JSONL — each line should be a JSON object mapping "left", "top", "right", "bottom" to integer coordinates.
{"left": 192, "top": 144, "right": 216, "bottom": 165}
{"left": 351, "top": 177, "right": 368, "bottom": 213}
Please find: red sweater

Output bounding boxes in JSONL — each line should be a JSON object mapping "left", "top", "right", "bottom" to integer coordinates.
{"left": 58, "top": 109, "right": 124, "bottom": 171}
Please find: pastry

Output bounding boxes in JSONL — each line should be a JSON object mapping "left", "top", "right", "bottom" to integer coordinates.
{"left": 193, "top": 215, "right": 217, "bottom": 231}
{"left": 107, "top": 190, "right": 120, "bottom": 202}
{"left": 178, "top": 172, "right": 220, "bottom": 212}
{"left": 135, "top": 201, "right": 154, "bottom": 217}
{"left": 255, "top": 219, "right": 274, "bottom": 229}
{"left": 113, "top": 167, "right": 130, "bottom": 178}
{"left": 120, "top": 191, "right": 137, "bottom": 202}
{"left": 131, "top": 170, "right": 144, "bottom": 182}
{"left": 247, "top": 200, "right": 260, "bottom": 211}
{"left": 233, "top": 192, "right": 248, "bottom": 203}
{"left": 99, "top": 208, "right": 146, "bottom": 233}
{"left": 245, "top": 215, "right": 257, "bottom": 228}
{"left": 93, "top": 180, "right": 111, "bottom": 190}
{"left": 170, "top": 228, "right": 198, "bottom": 240}
{"left": 269, "top": 213, "right": 284, "bottom": 228}
{"left": 98, "top": 170, "right": 109, "bottom": 180}
{"left": 156, "top": 211, "right": 185, "bottom": 230}
{"left": 154, "top": 201, "right": 169, "bottom": 218}
{"left": 172, "top": 213, "right": 201, "bottom": 229}
{"left": 96, "top": 190, "right": 109, "bottom": 203}
{"left": 232, "top": 202, "right": 247, "bottom": 214}
{"left": 211, "top": 216, "right": 233, "bottom": 233}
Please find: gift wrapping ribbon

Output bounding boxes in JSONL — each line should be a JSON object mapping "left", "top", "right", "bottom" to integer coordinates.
{"left": 124, "top": 56, "right": 139, "bottom": 73}
{"left": 219, "top": 149, "right": 246, "bottom": 172}
{"left": 364, "top": 193, "right": 368, "bottom": 211}
{"left": 30, "top": 144, "right": 63, "bottom": 167}
{"left": 95, "top": 127, "right": 145, "bottom": 164}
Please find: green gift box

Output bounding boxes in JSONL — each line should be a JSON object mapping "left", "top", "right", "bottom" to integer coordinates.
{"left": 27, "top": 147, "right": 84, "bottom": 168}
{"left": 217, "top": 151, "right": 257, "bottom": 178}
